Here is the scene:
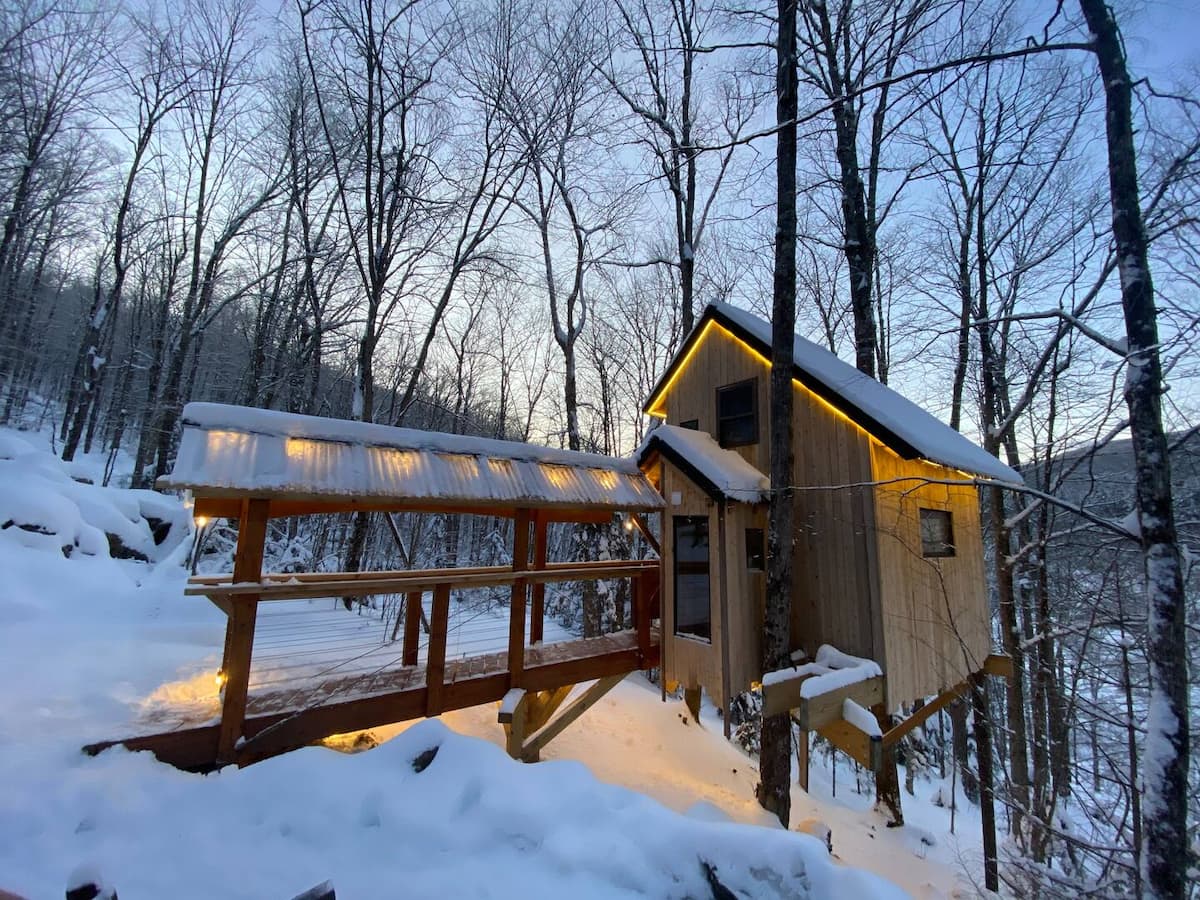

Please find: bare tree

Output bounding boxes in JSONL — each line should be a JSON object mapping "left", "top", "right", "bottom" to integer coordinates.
{"left": 1076, "top": 1, "right": 1191, "bottom": 894}
{"left": 601, "top": 0, "right": 755, "bottom": 333}
{"left": 61, "top": 7, "right": 192, "bottom": 460}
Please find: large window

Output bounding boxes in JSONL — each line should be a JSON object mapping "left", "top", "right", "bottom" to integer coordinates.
{"left": 716, "top": 378, "right": 757, "bottom": 447}
{"left": 919, "top": 508, "right": 955, "bottom": 558}
{"left": 673, "top": 516, "right": 711, "bottom": 641}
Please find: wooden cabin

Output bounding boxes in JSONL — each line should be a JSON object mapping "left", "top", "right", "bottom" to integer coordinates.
{"left": 637, "top": 302, "right": 1020, "bottom": 722}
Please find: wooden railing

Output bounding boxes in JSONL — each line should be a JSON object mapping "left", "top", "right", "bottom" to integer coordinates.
{"left": 192, "top": 557, "right": 661, "bottom": 763}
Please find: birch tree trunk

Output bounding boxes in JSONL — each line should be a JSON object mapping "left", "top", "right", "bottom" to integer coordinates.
{"left": 1076, "top": 1, "right": 1189, "bottom": 894}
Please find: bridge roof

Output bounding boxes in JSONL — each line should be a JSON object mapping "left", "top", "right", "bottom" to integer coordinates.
{"left": 159, "top": 403, "right": 664, "bottom": 522}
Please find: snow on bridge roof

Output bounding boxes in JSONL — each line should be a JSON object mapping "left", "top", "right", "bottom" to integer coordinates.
{"left": 159, "top": 403, "right": 665, "bottom": 518}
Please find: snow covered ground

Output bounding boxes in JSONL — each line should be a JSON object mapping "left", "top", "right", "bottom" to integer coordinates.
{"left": 0, "top": 427, "right": 986, "bottom": 898}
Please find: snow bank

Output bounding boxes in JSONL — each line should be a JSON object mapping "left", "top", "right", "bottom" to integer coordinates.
{"left": 0, "top": 721, "right": 907, "bottom": 899}
{"left": 0, "top": 429, "right": 189, "bottom": 563}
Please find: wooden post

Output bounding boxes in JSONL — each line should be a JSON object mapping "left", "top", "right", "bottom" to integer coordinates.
{"left": 530, "top": 513, "right": 548, "bottom": 644}
{"left": 425, "top": 584, "right": 451, "bottom": 716}
{"left": 797, "top": 728, "right": 810, "bottom": 791}
{"left": 217, "top": 497, "right": 269, "bottom": 762}
{"left": 635, "top": 572, "right": 652, "bottom": 664}
{"left": 972, "top": 673, "right": 999, "bottom": 892}
{"left": 508, "top": 508, "right": 531, "bottom": 688}
{"left": 402, "top": 591, "right": 422, "bottom": 666}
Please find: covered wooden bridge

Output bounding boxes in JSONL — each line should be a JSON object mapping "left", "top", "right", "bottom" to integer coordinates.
{"left": 87, "top": 404, "right": 664, "bottom": 771}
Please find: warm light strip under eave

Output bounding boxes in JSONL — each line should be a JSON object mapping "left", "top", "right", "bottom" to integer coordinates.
{"left": 645, "top": 319, "right": 716, "bottom": 418}
{"left": 650, "top": 319, "right": 987, "bottom": 482}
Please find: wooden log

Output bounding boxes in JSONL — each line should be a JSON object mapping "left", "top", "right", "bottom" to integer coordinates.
{"left": 217, "top": 498, "right": 269, "bottom": 761}
{"left": 402, "top": 591, "right": 422, "bottom": 666}
{"left": 530, "top": 513, "right": 549, "bottom": 645}
{"left": 509, "top": 508, "right": 531, "bottom": 688}
{"left": 425, "top": 584, "right": 451, "bottom": 716}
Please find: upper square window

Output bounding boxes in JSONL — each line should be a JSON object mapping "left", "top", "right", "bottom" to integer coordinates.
{"left": 920, "top": 508, "right": 955, "bottom": 558}
{"left": 716, "top": 378, "right": 757, "bottom": 447}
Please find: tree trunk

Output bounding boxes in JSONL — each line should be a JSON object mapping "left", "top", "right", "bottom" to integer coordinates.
{"left": 973, "top": 677, "right": 999, "bottom": 892}
{"left": 755, "top": 0, "right": 798, "bottom": 829}
{"left": 1077, "top": 2, "right": 1189, "bottom": 895}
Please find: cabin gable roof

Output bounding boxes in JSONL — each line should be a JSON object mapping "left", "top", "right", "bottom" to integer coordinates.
{"left": 643, "top": 302, "right": 1021, "bottom": 484}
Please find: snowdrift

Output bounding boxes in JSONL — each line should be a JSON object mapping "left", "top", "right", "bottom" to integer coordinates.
{"left": 5, "top": 720, "right": 907, "bottom": 899}
{"left": 0, "top": 431, "right": 188, "bottom": 562}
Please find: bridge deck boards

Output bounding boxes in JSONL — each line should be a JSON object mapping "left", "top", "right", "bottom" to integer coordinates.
{"left": 86, "top": 629, "right": 659, "bottom": 771}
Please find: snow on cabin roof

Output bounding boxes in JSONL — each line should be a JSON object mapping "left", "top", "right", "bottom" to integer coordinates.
{"left": 159, "top": 403, "right": 665, "bottom": 514}
{"left": 637, "top": 424, "right": 770, "bottom": 503}
{"left": 646, "top": 302, "right": 1022, "bottom": 484}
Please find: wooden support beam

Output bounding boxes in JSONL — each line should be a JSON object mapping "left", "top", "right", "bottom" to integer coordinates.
{"left": 629, "top": 513, "right": 660, "bottom": 555}
{"left": 508, "top": 508, "right": 531, "bottom": 688}
{"left": 499, "top": 684, "right": 573, "bottom": 762}
{"left": 402, "top": 591, "right": 422, "bottom": 666}
{"left": 88, "top": 635, "right": 660, "bottom": 771}
{"left": 881, "top": 679, "right": 971, "bottom": 748}
{"left": 796, "top": 728, "right": 810, "bottom": 791}
{"left": 217, "top": 498, "right": 269, "bottom": 761}
{"left": 763, "top": 671, "right": 885, "bottom": 728}
{"left": 817, "top": 718, "right": 883, "bottom": 772}
{"left": 796, "top": 678, "right": 884, "bottom": 732}
{"left": 635, "top": 571, "right": 655, "bottom": 665}
{"left": 521, "top": 674, "right": 626, "bottom": 760}
{"left": 425, "top": 584, "right": 451, "bottom": 716}
{"left": 983, "top": 653, "right": 1014, "bottom": 679}
{"left": 530, "top": 513, "right": 549, "bottom": 645}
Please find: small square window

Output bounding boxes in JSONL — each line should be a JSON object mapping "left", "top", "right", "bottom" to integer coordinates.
{"left": 679, "top": 419, "right": 699, "bottom": 430}
{"left": 745, "top": 528, "right": 765, "bottom": 570}
{"left": 716, "top": 378, "right": 757, "bottom": 447}
{"left": 920, "top": 508, "right": 955, "bottom": 557}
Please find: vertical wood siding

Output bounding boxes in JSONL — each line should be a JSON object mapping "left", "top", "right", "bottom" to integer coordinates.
{"left": 870, "top": 447, "right": 992, "bottom": 708}
{"left": 653, "top": 322, "right": 992, "bottom": 713}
